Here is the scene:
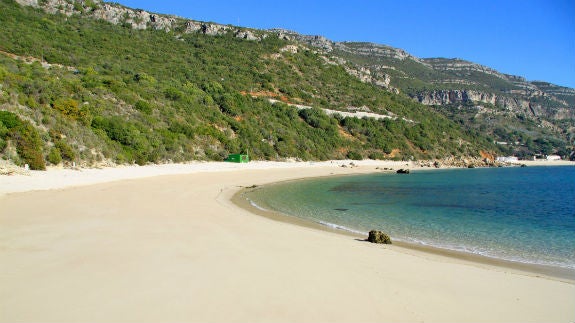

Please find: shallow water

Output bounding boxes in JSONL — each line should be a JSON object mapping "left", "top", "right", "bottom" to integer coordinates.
{"left": 244, "top": 166, "right": 575, "bottom": 270}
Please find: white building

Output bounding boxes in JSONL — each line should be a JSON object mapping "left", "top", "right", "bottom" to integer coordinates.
{"left": 496, "top": 156, "right": 519, "bottom": 163}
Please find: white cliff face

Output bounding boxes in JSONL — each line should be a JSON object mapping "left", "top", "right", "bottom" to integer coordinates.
{"left": 15, "top": 0, "right": 74, "bottom": 14}
{"left": 14, "top": 0, "right": 262, "bottom": 39}
{"left": 15, "top": 0, "right": 174, "bottom": 29}
{"left": 424, "top": 58, "right": 508, "bottom": 80}
{"left": 343, "top": 65, "right": 397, "bottom": 93}
{"left": 418, "top": 90, "right": 502, "bottom": 107}
{"left": 92, "top": 4, "right": 173, "bottom": 30}
{"left": 335, "top": 42, "right": 430, "bottom": 66}
{"left": 413, "top": 89, "right": 575, "bottom": 120}
{"left": 14, "top": 0, "right": 38, "bottom": 6}
{"left": 330, "top": 43, "right": 573, "bottom": 120}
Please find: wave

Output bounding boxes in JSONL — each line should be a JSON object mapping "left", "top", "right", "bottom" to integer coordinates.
{"left": 247, "top": 198, "right": 268, "bottom": 211}
{"left": 395, "top": 236, "right": 575, "bottom": 270}
{"left": 246, "top": 196, "right": 367, "bottom": 236}
{"left": 315, "top": 221, "right": 575, "bottom": 270}
{"left": 317, "top": 220, "right": 367, "bottom": 236}
{"left": 247, "top": 198, "right": 574, "bottom": 270}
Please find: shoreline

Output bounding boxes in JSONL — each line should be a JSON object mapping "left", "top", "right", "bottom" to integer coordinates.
{"left": 2, "top": 160, "right": 574, "bottom": 322}
{"left": 2, "top": 158, "right": 572, "bottom": 196}
{"left": 232, "top": 175, "right": 575, "bottom": 283}
{"left": 0, "top": 159, "right": 406, "bottom": 196}
{"left": 3, "top": 159, "right": 575, "bottom": 280}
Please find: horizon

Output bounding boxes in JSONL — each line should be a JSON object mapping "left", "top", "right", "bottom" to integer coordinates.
{"left": 110, "top": 0, "right": 575, "bottom": 89}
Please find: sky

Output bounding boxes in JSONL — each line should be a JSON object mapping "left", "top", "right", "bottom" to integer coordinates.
{"left": 112, "top": 0, "right": 575, "bottom": 88}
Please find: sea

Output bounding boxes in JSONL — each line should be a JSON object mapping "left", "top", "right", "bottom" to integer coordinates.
{"left": 243, "top": 166, "right": 575, "bottom": 272}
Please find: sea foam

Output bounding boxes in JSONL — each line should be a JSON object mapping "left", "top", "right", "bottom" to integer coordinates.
{"left": 247, "top": 198, "right": 268, "bottom": 211}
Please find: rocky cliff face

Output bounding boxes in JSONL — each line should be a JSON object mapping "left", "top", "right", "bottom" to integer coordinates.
{"left": 423, "top": 58, "right": 508, "bottom": 80}
{"left": 344, "top": 65, "right": 393, "bottom": 90}
{"left": 335, "top": 42, "right": 429, "bottom": 65}
{"left": 415, "top": 89, "right": 574, "bottom": 120}
{"left": 16, "top": 0, "right": 175, "bottom": 30}
{"left": 15, "top": 0, "right": 263, "bottom": 39}
{"left": 266, "top": 30, "right": 399, "bottom": 91}
{"left": 327, "top": 43, "right": 574, "bottom": 124}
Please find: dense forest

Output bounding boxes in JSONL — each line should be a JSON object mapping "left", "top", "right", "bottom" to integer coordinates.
{"left": 0, "top": 0, "right": 534, "bottom": 169}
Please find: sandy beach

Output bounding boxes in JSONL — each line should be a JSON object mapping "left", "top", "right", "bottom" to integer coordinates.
{"left": 1, "top": 160, "right": 574, "bottom": 322}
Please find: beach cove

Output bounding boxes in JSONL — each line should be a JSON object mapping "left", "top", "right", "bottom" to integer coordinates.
{"left": 240, "top": 166, "right": 575, "bottom": 278}
{"left": 1, "top": 160, "right": 574, "bottom": 322}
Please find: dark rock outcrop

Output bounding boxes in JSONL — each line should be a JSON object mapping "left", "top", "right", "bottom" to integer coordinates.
{"left": 367, "top": 230, "right": 392, "bottom": 244}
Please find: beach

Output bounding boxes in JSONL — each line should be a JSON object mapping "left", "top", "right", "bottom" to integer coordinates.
{"left": 1, "top": 160, "right": 574, "bottom": 322}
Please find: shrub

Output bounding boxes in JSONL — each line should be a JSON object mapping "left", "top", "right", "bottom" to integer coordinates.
{"left": 347, "top": 150, "right": 363, "bottom": 160}
{"left": 0, "top": 111, "right": 22, "bottom": 129}
{"left": 164, "top": 87, "right": 183, "bottom": 101}
{"left": 51, "top": 98, "right": 92, "bottom": 125}
{"left": 13, "top": 123, "right": 46, "bottom": 170}
{"left": 134, "top": 100, "right": 152, "bottom": 114}
{"left": 298, "top": 108, "right": 331, "bottom": 129}
{"left": 47, "top": 146, "right": 62, "bottom": 165}
{"left": 368, "top": 151, "right": 385, "bottom": 160}
{"left": 0, "top": 111, "right": 45, "bottom": 169}
{"left": 55, "top": 140, "right": 76, "bottom": 161}
{"left": 169, "top": 122, "right": 195, "bottom": 138}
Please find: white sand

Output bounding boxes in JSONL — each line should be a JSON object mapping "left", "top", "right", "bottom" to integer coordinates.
{"left": 0, "top": 160, "right": 410, "bottom": 196}
{"left": 1, "top": 160, "right": 574, "bottom": 322}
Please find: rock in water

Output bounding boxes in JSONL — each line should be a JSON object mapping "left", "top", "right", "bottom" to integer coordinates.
{"left": 367, "top": 230, "right": 392, "bottom": 244}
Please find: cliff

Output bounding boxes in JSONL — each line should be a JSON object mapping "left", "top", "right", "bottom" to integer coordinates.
{"left": 329, "top": 43, "right": 574, "bottom": 119}
{"left": 415, "top": 89, "right": 574, "bottom": 120}
{"left": 14, "top": 0, "right": 264, "bottom": 39}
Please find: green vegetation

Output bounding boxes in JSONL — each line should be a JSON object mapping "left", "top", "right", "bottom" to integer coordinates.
{"left": 0, "top": 1, "right": 507, "bottom": 168}
{"left": 333, "top": 43, "right": 521, "bottom": 95}
{"left": 0, "top": 111, "right": 45, "bottom": 169}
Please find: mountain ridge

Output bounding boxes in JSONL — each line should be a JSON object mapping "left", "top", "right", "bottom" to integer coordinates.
{"left": 17, "top": 0, "right": 574, "bottom": 93}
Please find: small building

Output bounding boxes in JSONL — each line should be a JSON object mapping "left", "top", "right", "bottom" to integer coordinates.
{"left": 546, "top": 155, "right": 561, "bottom": 161}
{"left": 225, "top": 154, "right": 249, "bottom": 163}
{"left": 496, "top": 156, "right": 519, "bottom": 163}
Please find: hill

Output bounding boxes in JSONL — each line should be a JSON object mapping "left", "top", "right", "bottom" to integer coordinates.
{"left": 327, "top": 41, "right": 575, "bottom": 159}
{"left": 0, "top": 0, "right": 572, "bottom": 169}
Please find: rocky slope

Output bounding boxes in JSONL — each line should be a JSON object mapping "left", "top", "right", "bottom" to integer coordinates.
{"left": 10, "top": 0, "right": 575, "bottom": 160}
{"left": 330, "top": 43, "right": 574, "bottom": 120}
{"left": 279, "top": 34, "right": 575, "bottom": 157}
{"left": 17, "top": 0, "right": 573, "bottom": 115}
{"left": 15, "top": 0, "right": 265, "bottom": 39}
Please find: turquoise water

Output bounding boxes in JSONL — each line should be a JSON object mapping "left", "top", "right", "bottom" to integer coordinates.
{"left": 244, "top": 166, "right": 575, "bottom": 270}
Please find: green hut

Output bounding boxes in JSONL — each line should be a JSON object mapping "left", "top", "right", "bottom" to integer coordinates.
{"left": 225, "top": 153, "right": 249, "bottom": 163}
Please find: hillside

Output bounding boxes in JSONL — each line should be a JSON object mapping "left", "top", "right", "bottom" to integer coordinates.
{"left": 0, "top": 0, "right": 571, "bottom": 169}
{"left": 327, "top": 42, "right": 575, "bottom": 159}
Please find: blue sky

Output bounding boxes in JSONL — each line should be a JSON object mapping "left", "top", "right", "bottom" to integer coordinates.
{"left": 112, "top": 0, "right": 575, "bottom": 88}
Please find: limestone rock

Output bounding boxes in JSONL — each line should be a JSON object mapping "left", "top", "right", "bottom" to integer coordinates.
{"left": 235, "top": 30, "right": 259, "bottom": 41}
{"left": 201, "top": 23, "right": 230, "bottom": 36}
{"left": 367, "top": 230, "right": 392, "bottom": 244}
